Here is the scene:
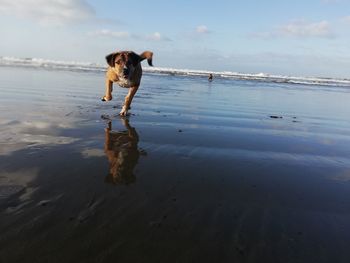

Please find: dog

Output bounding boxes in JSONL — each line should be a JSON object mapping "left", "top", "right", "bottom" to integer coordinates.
{"left": 101, "top": 50, "right": 153, "bottom": 116}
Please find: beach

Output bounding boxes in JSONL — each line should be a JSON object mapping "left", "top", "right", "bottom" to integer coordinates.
{"left": 1, "top": 65, "right": 350, "bottom": 262}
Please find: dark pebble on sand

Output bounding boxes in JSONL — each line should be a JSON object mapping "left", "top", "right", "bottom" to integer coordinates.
{"left": 38, "top": 200, "right": 51, "bottom": 206}
{"left": 270, "top": 115, "right": 283, "bottom": 119}
{"left": 236, "top": 247, "right": 245, "bottom": 256}
{"left": 101, "top": 115, "right": 110, "bottom": 120}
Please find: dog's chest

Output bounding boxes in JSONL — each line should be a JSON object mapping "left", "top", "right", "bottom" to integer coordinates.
{"left": 116, "top": 77, "right": 131, "bottom": 88}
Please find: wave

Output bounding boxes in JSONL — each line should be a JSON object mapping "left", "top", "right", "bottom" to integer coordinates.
{"left": 0, "top": 56, "right": 105, "bottom": 72}
{"left": 1, "top": 56, "right": 350, "bottom": 87}
{"left": 147, "top": 67, "right": 350, "bottom": 88}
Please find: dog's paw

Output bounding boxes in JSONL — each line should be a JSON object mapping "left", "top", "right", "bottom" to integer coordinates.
{"left": 119, "top": 112, "right": 128, "bottom": 116}
{"left": 101, "top": 96, "right": 112, "bottom": 102}
{"left": 119, "top": 111, "right": 128, "bottom": 116}
{"left": 119, "top": 106, "right": 129, "bottom": 116}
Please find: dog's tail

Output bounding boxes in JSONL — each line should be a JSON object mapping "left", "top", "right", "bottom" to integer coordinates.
{"left": 140, "top": 51, "right": 153, "bottom": 66}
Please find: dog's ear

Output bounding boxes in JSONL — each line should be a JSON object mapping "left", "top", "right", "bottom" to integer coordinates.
{"left": 105, "top": 52, "right": 118, "bottom": 67}
{"left": 140, "top": 51, "right": 153, "bottom": 66}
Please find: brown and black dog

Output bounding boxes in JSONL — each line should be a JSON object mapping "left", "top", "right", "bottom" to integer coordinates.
{"left": 101, "top": 50, "right": 153, "bottom": 116}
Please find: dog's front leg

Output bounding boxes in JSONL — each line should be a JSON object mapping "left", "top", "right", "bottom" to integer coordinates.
{"left": 102, "top": 79, "right": 113, "bottom": 101}
{"left": 120, "top": 86, "right": 139, "bottom": 116}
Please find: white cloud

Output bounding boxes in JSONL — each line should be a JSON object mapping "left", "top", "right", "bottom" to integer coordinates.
{"left": 0, "top": 0, "right": 95, "bottom": 26}
{"left": 252, "top": 20, "right": 334, "bottom": 39}
{"left": 183, "top": 25, "right": 211, "bottom": 40}
{"left": 321, "top": 0, "right": 341, "bottom": 3}
{"left": 146, "top": 32, "right": 171, "bottom": 41}
{"left": 147, "top": 32, "right": 162, "bottom": 41}
{"left": 196, "top": 25, "right": 209, "bottom": 34}
{"left": 277, "top": 20, "right": 334, "bottom": 38}
{"left": 88, "top": 30, "right": 171, "bottom": 42}
{"left": 341, "top": 16, "right": 350, "bottom": 24}
{"left": 88, "top": 29, "right": 130, "bottom": 39}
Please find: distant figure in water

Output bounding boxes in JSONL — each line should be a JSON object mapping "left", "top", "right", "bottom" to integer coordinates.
{"left": 208, "top": 73, "right": 213, "bottom": 82}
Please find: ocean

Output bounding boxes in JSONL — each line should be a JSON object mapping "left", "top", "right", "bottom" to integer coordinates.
{"left": 1, "top": 61, "right": 350, "bottom": 262}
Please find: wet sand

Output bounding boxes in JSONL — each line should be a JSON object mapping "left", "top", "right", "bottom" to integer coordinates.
{"left": 1, "top": 67, "right": 350, "bottom": 262}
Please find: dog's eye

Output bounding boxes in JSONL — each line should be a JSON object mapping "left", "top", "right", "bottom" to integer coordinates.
{"left": 115, "top": 60, "right": 120, "bottom": 65}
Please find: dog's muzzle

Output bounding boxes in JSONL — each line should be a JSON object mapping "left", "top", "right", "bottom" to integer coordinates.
{"left": 123, "top": 67, "right": 129, "bottom": 78}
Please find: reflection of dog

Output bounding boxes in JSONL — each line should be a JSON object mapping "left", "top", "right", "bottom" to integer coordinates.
{"left": 104, "top": 119, "right": 145, "bottom": 184}
{"left": 101, "top": 50, "right": 153, "bottom": 116}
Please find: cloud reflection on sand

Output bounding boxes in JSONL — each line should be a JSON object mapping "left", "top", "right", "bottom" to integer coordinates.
{"left": 0, "top": 120, "right": 78, "bottom": 156}
{"left": 81, "top": 148, "right": 105, "bottom": 158}
{"left": 0, "top": 66, "right": 106, "bottom": 156}
{"left": 333, "top": 170, "right": 350, "bottom": 182}
{"left": 0, "top": 168, "right": 39, "bottom": 212}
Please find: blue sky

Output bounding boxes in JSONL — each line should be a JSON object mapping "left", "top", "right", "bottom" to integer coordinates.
{"left": 1, "top": 0, "right": 350, "bottom": 78}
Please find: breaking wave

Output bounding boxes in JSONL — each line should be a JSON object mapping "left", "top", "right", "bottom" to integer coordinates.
{"left": 1, "top": 56, "right": 350, "bottom": 87}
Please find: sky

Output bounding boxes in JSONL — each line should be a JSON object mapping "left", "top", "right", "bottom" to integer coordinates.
{"left": 1, "top": 0, "right": 350, "bottom": 78}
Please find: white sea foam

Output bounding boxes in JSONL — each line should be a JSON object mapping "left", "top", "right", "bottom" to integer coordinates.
{"left": 1, "top": 56, "right": 350, "bottom": 87}
{"left": 0, "top": 56, "right": 104, "bottom": 72}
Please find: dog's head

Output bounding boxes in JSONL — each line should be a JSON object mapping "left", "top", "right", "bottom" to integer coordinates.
{"left": 105, "top": 51, "right": 153, "bottom": 80}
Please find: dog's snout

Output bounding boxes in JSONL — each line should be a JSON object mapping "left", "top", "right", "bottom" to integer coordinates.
{"left": 123, "top": 67, "right": 129, "bottom": 76}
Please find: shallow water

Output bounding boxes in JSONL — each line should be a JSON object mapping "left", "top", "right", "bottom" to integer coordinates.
{"left": 1, "top": 67, "right": 350, "bottom": 262}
